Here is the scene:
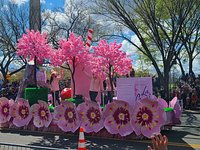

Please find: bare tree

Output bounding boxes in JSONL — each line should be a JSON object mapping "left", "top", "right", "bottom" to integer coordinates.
{"left": 180, "top": 8, "right": 200, "bottom": 75}
{"left": 0, "top": 0, "right": 28, "bottom": 83}
{"left": 42, "top": 0, "right": 101, "bottom": 48}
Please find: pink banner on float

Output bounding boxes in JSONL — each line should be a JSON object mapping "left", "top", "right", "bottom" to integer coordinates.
{"left": 117, "top": 77, "right": 152, "bottom": 106}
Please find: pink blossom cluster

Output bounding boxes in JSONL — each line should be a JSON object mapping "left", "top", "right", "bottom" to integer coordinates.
{"left": 52, "top": 32, "right": 88, "bottom": 67}
{"left": 17, "top": 29, "right": 53, "bottom": 64}
{"left": 92, "top": 40, "right": 132, "bottom": 76}
{"left": 17, "top": 30, "right": 132, "bottom": 77}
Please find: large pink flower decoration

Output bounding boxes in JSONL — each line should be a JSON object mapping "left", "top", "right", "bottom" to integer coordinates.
{"left": 54, "top": 101, "right": 80, "bottom": 132}
{"left": 77, "top": 101, "right": 104, "bottom": 133}
{"left": 0, "top": 97, "right": 14, "bottom": 124}
{"left": 10, "top": 98, "right": 32, "bottom": 127}
{"left": 131, "top": 95, "right": 166, "bottom": 138}
{"left": 31, "top": 100, "right": 52, "bottom": 128}
{"left": 103, "top": 100, "right": 133, "bottom": 136}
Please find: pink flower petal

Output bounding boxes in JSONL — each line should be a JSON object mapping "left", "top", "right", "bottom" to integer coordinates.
{"left": 131, "top": 96, "right": 166, "bottom": 138}
{"left": 77, "top": 101, "right": 104, "bottom": 133}
{"left": 54, "top": 101, "right": 80, "bottom": 132}
{"left": 0, "top": 97, "right": 13, "bottom": 123}
{"left": 104, "top": 115, "right": 119, "bottom": 134}
{"left": 118, "top": 122, "right": 133, "bottom": 136}
{"left": 141, "top": 125, "right": 161, "bottom": 138}
{"left": 31, "top": 101, "right": 52, "bottom": 128}
{"left": 10, "top": 98, "right": 32, "bottom": 127}
{"left": 104, "top": 101, "right": 133, "bottom": 136}
{"left": 174, "top": 104, "right": 182, "bottom": 118}
{"left": 158, "top": 98, "right": 168, "bottom": 109}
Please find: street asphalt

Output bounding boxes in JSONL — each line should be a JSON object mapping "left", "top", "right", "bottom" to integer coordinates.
{"left": 0, "top": 109, "right": 200, "bottom": 150}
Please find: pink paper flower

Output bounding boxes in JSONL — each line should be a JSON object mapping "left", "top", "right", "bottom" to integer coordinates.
{"left": 54, "top": 101, "right": 80, "bottom": 132}
{"left": 10, "top": 98, "right": 32, "bottom": 127}
{"left": 169, "top": 97, "right": 182, "bottom": 118}
{"left": 157, "top": 98, "right": 168, "bottom": 109}
{"left": 31, "top": 100, "right": 52, "bottom": 128}
{"left": 103, "top": 100, "right": 133, "bottom": 136}
{"left": 131, "top": 96, "right": 166, "bottom": 138}
{"left": 77, "top": 101, "right": 104, "bottom": 133}
{"left": 0, "top": 97, "right": 14, "bottom": 124}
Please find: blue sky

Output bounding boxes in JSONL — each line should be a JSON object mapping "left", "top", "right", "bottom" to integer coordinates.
{"left": 10, "top": 0, "right": 64, "bottom": 9}
{"left": 41, "top": 0, "right": 64, "bottom": 10}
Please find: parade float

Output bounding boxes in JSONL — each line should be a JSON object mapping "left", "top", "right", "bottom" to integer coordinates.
{"left": 0, "top": 29, "right": 182, "bottom": 140}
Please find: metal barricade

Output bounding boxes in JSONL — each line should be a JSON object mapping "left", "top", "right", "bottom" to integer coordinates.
{"left": 0, "top": 142, "right": 67, "bottom": 150}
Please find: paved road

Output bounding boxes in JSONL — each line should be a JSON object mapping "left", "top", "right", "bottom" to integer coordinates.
{"left": 0, "top": 110, "right": 199, "bottom": 150}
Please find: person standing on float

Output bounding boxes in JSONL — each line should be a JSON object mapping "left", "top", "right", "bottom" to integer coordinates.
{"left": 50, "top": 70, "right": 63, "bottom": 106}
{"left": 83, "top": 68, "right": 103, "bottom": 102}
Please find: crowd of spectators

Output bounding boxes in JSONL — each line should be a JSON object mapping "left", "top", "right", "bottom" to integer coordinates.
{"left": 0, "top": 81, "right": 20, "bottom": 99}
{"left": 177, "top": 73, "right": 200, "bottom": 110}
{"left": 153, "top": 72, "right": 200, "bottom": 110}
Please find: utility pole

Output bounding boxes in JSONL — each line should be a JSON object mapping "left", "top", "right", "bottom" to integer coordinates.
{"left": 30, "top": 0, "right": 41, "bottom": 31}
{"left": 17, "top": 0, "right": 41, "bottom": 98}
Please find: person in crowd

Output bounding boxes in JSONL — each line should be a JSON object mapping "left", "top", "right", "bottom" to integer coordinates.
{"left": 66, "top": 78, "right": 71, "bottom": 88}
{"left": 104, "top": 76, "right": 116, "bottom": 104}
{"left": 0, "top": 79, "right": 3, "bottom": 91}
{"left": 186, "top": 94, "right": 191, "bottom": 109}
{"left": 191, "top": 89, "right": 198, "bottom": 109}
{"left": 130, "top": 68, "right": 135, "bottom": 77}
{"left": 50, "top": 69, "right": 63, "bottom": 107}
{"left": 148, "top": 134, "right": 168, "bottom": 150}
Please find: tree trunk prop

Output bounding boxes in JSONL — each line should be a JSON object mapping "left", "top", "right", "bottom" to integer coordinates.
{"left": 16, "top": 64, "right": 35, "bottom": 99}
{"left": 34, "top": 56, "right": 37, "bottom": 87}
{"left": 68, "top": 59, "right": 76, "bottom": 97}
{"left": 108, "top": 64, "right": 114, "bottom": 101}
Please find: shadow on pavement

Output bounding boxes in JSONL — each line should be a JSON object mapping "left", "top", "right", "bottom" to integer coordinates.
{"left": 0, "top": 125, "right": 199, "bottom": 150}
{"left": 183, "top": 111, "right": 200, "bottom": 127}
{"left": 26, "top": 130, "right": 198, "bottom": 150}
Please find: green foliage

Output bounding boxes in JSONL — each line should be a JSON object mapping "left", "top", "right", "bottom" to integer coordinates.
{"left": 135, "top": 69, "right": 150, "bottom": 77}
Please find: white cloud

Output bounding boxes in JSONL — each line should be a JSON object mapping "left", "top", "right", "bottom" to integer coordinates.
{"left": 1, "top": 4, "right": 9, "bottom": 11}
{"left": 42, "top": 10, "right": 68, "bottom": 24}
{"left": 121, "top": 34, "right": 141, "bottom": 55}
{"left": 42, "top": 9, "right": 69, "bottom": 38}
{"left": 182, "top": 55, "right": 200, "bottom": 75}
{"left": 9, "top": 0, "right": 28, "bottom": 5}
{"left": 41, "top": 0, "right": 46, "bottom": 4}
{"left": 120, "top": 34, "right": 157, "bottom": 73}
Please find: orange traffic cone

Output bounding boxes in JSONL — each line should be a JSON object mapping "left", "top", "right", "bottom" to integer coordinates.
{"left": 78, "top": 127, "right": 86, "bottom": 150}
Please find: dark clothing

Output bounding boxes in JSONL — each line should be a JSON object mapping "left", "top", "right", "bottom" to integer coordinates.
{"left": 104, "top": 91, "right": 113, "bottom": 104}
{"left": 181, "top": 93, "right": 187, "bottom": 108}
{"left": 52, "top": 90, "right": 60, "bottom": 107}
{"left": 89, "top": 91, "right": 98, "bottom": 102}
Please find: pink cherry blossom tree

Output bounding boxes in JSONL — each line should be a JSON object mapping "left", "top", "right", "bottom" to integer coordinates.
{"left": 92, "top": 40, "right": 132, "bottom": 98}
{"left": 51, "top": 32, "right": 88, "bottom": 96}
{"left": 17, "top": 29, "right": 53, "bottom": 86}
